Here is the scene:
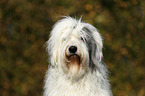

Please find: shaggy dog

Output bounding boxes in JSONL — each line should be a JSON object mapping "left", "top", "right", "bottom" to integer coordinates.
{"left": 44, "top": 17, "right": 112, "bottom": 96}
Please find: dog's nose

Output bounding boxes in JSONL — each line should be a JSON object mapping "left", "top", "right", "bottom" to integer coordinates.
{"left": 69, "top": 46, "right": 77, "bottom": 53}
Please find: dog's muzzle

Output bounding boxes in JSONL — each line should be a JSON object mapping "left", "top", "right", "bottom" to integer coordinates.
{"left": 66, "top": 46, "right": 82, "bottom": 74}
{"left": 67, "top": 46, "right": 81, "bottom": 64}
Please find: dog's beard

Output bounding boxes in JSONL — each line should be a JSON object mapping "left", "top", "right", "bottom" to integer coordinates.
{"left": 60, "top": 47, "right": 88, "bottom": 80}
{"left": 67, "top": 54, "right": 81, "bottom": 75}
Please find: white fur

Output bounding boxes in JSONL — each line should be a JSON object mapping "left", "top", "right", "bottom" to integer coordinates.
{"left": 44, "top": 17, "right": 113, "bottom": 96}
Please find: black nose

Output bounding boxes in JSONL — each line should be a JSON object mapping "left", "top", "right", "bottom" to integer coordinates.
{"left": 69, "top": 46, "right": 77, "bottom": 53}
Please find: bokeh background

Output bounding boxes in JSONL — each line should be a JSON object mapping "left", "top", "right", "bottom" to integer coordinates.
{"left": 0, "top": 0, "right": 145, "bottom": 96}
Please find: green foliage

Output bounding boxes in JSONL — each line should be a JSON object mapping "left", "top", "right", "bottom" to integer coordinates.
{"left": 0, "top": 0, "right": 145, "bottom": 96}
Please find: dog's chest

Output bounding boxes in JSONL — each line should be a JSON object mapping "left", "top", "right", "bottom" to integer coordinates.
{"left": 44, "top": 69, "right": 111, "bottom": 96}
{"left": 46, "top": 72, "right": 98, "bottom": 96}
{"left": 51, "top": 79, "right": 95, "bottom": 96}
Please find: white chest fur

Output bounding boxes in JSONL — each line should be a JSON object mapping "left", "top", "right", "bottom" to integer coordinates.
{"left": 44, "top": 68, "right": 112, "bottom": 96}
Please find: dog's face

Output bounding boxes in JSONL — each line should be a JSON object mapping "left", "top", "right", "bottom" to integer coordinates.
{"left": 61, "top": 27, "right": 89, "bottom": 77}
{"left": 47, "top": 17, "right": 103, "bottom": 79}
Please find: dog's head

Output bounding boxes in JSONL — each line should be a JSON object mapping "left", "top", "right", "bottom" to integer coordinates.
{"left": 46, "top": 17, "right": 103, "bottom": 79}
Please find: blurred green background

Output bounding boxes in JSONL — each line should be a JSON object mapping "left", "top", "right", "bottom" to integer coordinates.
{"left": 0, "top": 0, "right": 145, "bottom": 96}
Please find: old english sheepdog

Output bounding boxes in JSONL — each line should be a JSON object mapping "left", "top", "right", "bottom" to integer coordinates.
{"left": 44, "top": 17, "right": 112, "bottom": 96}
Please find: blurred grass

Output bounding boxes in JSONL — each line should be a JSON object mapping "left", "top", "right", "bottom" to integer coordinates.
{"left": 0, "top": 0, "right": 145, "bottom": 96}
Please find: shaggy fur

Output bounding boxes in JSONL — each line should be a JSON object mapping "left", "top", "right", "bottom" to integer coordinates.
{"left": 44, "top": 17, "right": 112, "bottom": 96}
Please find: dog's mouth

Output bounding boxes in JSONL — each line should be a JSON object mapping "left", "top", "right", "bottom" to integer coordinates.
{"left": 68, "top": 54, "right": 81, "bottom": 64}
{"left": 66, "top": 54, "right": 82, "bottom": 74}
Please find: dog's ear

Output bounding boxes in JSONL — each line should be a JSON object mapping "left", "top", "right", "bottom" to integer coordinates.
{"left": 46, "top": 37, "right": 58, "bottom": 67}
{"left": 82, "top": 24, "right": 103, "bottom": 67}
{"left": 93, "top": 30, "right": 103, "bottom": 63}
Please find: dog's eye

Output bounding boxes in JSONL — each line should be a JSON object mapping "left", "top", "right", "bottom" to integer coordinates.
{"left": 63, "top": 38, "right": 66, "bottom": 41}
{"left": 80, "top": 37, "right": 84, "bottom": 41}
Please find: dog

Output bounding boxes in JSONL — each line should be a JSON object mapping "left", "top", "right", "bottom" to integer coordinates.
{"left": 44, "top": 17, "right": 112, "bottom": 96}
